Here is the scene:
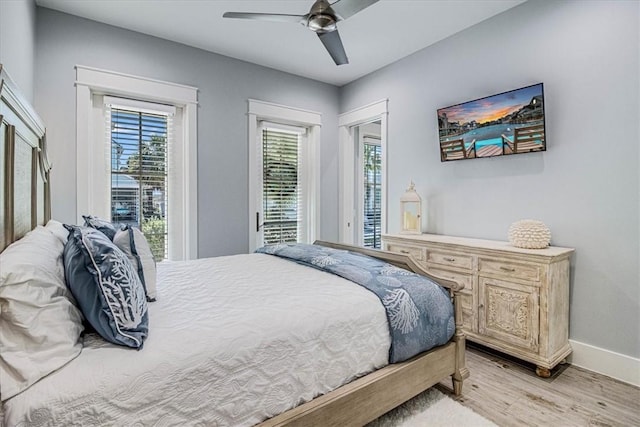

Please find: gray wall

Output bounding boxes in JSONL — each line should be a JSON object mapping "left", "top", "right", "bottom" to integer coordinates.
{"left": 340, "top": 0, "right": 639, "bottom": 358}
{"left": 34, "top": 8, "right": 340, "bottom": 258}
{"left": 0, "top": 0, "right": 36, "bottom": 102}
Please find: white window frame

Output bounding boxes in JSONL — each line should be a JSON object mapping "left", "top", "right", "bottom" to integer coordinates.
{"left": 247, "top": 99, "right": 321, "bottom": 251}
{"left": 338, "top": 99, "right": 388, "bottom": 244}
{"left": 75, "top": 65, "right": 198, "bottom": 260}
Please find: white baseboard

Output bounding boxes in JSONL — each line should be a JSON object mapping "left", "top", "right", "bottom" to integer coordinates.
{"left": 568, "top": 339, "right": 640, "bottom": 387}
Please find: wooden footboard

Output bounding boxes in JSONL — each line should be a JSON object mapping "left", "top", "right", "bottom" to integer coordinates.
{"left": 259, "top": 241, "right": 469, "bottom": 427}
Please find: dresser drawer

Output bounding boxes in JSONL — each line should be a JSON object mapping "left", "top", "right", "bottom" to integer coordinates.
{"left": 426, "top": 250, "right": 473, "bottom": 270}
{"left": 478, "top": 258, "right": 541, "bottom": 282}
{"left": 426, "top": 267, "right": 473, "bottom": 294}
{"left": 386, "top": 242, "right": 426, "bottom": 261}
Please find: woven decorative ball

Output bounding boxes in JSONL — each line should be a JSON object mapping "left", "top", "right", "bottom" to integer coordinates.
{"left": 508, "top": 220, "right": 551, "bottom": 249}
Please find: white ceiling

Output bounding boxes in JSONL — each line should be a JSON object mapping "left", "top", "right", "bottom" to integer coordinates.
{"left": 35, "top": 0, "right": 526, "bottom": 86}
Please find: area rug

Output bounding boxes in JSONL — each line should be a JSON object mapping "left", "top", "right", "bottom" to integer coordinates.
{"left": 367, "top": 387, "right": 497, "bottom": 427}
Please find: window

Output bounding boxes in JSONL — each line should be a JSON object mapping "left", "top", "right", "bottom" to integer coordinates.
{"left": 261, "top": 127, "right": 305, "bottom": 244}
{"left": 109, "top": 105, "right": 170, "bottom": 260}
{"left": 247, "top": 99, "right": 321, "bottom": 250}
{"left": 362, "top": 137, "right": 382, "bottom": 248}
{"left": 75, "top": 66, "right": 198, "bottom": 260}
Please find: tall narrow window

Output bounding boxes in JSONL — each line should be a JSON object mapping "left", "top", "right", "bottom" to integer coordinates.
{"left": 261, "top": 127, "right": 304, "bottom": 245}
{"left": 363, "top": 137, "right": 382, "bottom": 249}
{"left": 109, "top": 104, "right": 171, "bottom": 260}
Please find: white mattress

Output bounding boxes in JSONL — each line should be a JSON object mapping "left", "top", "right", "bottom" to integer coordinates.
{"left": 3, "top": 253, "right": 391, "bottom": 426}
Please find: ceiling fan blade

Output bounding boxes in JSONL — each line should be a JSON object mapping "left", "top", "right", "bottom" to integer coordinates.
{"left": 330, "top": 0, "right": 379, "bottom": 20}
{"left": 222, "top": 12, "right": 306, "bottom": 24}
{"left": 318, "top": 30, "right": 348, "bottom": 65}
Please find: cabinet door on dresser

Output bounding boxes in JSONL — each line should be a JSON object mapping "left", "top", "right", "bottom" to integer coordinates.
{"left": 478, "top": 277, "right": 540, "bottom": 353}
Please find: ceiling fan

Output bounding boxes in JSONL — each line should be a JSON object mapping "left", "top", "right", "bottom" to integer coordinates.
{"left": 223, "top": 0, "right": 380, "bottom": 66}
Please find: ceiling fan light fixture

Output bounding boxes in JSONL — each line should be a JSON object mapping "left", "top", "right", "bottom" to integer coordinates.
{"left": 307, "top": 14, "right": 337, "bottom": 33}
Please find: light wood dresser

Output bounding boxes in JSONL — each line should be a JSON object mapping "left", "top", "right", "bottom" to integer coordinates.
{"left": 382, "top": 233, "right": 574, "bottom": 377}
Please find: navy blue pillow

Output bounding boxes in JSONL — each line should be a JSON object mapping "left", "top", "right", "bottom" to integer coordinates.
{"left": 82, "top": 215, "right": 118, "bottom": 241}
{"left": 63, "top": 225, "right": 148, "bottom": 349}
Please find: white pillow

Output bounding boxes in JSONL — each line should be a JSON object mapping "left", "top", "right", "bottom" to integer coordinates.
{"left": 113, "top": 226, "right": 157, "bottom": 301}
{"left": 0, "top": 226, "right": 84, "bottom": 401}
{"left": 45, "top": 219, "right": 69, "bottom": 245}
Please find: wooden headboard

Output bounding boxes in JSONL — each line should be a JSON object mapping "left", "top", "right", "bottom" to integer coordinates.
{"left": 0, "top": 64, "right": 51, "bottom": 252}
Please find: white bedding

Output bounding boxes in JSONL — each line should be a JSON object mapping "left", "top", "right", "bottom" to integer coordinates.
{"left": 2, "top": 253, "right": 391, "bottom": 426}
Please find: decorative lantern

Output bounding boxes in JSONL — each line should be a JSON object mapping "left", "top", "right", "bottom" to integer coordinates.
{"left": 400, "top": 181, "right": 422, "bottom": 234}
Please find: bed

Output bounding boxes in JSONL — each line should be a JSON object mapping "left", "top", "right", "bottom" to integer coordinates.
{"left": 0, "top": 64, "right": 468, "bottom": 426}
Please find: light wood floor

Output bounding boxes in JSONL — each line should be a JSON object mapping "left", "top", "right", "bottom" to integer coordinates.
{"left": 436, "top": 345, "right": 640, "bottom": 426}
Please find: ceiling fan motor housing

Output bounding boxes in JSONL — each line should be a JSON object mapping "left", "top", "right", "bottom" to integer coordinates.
{"left": 307, "top": 0, "right": 339, "bottom": 33}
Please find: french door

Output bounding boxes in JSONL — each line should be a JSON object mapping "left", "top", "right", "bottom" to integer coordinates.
{"left": 256, "top": 123, "right": 308, "bottom": 246}
{"left": 248, "top": 99, "right": 321, "bottom": 251}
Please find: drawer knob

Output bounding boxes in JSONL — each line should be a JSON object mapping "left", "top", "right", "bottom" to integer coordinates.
{"left": 400, "top": 250, "right": 410, "bottom": 254}
{"left": 444, "top": 257, "right": 456, "bottom": 262}
{"left": 500, "top": 266, "right": 516, "bottom": 272}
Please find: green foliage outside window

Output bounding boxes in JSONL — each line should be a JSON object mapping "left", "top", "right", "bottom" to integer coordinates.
{"left": 142, "top": 216, "right": 166, "bottom": 261}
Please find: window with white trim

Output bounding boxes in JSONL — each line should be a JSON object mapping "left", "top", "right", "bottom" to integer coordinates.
{"left": 75, "top": 66, "right": 198, "bottom": 261}
{"left": 107, "top": 99, "right": 173, "bottom": 260}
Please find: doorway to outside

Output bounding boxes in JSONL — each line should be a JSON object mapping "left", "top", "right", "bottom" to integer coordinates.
{"left": 338, "top": 100, "right": 388, "bottom": 247}
{"left": 247, "top": 99, "right": 321, "bottom": 251}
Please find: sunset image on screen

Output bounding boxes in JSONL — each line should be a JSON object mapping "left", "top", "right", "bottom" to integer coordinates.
{"left": 437, "top": 83, "right": 545, "bottom": 162}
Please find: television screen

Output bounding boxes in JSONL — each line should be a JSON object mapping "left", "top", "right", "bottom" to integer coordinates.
{"left": 437, "top": 83, "right": 546, "bottom": 162}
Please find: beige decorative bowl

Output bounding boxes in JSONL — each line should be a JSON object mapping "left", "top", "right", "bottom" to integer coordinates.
{"left": 508, "top": 220, "right": 551, "bottom": 249}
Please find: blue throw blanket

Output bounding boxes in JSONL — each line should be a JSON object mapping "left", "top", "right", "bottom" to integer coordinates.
{"left": 256, "top": 243, "right": 455, "bottom": 363}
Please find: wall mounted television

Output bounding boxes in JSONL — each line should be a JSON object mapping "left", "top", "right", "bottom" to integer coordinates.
{"left": 437, "top": 83, "right": 546, "bottom": 162}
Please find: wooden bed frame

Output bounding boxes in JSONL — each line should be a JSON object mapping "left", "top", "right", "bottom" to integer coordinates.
{"left": 0, "top": 64, "right": 50, "bottom": 252}
{"left": 0, "top": 63, "right": 468, "bottom": 426}
{"left": 260, "top": 241, "right": 468, "bottom": 426}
